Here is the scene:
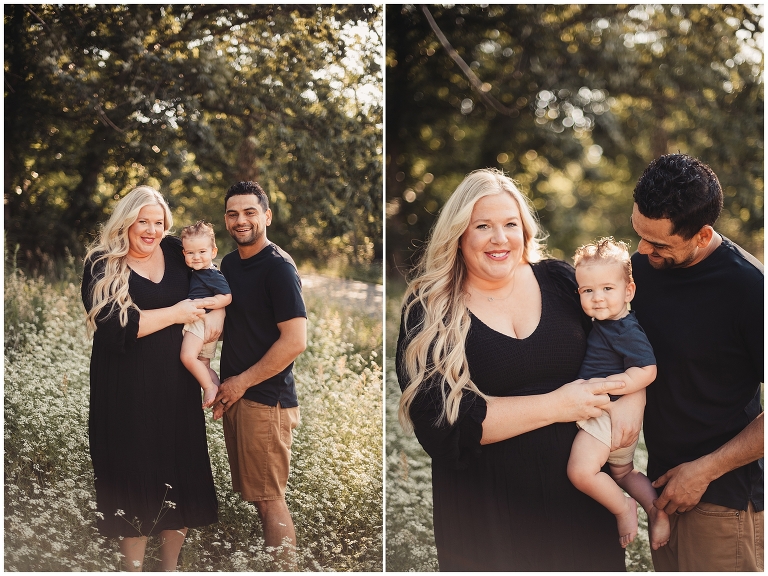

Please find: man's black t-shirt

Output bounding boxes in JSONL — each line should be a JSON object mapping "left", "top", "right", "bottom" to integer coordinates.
{"left": 631, "top": 237, "right": 764, "bottom": 511}
{"left": 220, "top": 243, "right": 306, "bottom": 407}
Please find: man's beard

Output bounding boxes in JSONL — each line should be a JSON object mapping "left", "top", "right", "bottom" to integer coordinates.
{"left": 229, "top": 227, "right": 262, "bottom": 246}
{"left": 647, "top": 250, "right": 697, "bottom": 269}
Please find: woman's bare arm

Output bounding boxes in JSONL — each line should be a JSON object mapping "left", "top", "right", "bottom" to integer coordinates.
{"left": 137, "top": 299, "right": 212, "bottom": 338}
{"left": 481, "top": 378, "right": 626, "bottom": 444}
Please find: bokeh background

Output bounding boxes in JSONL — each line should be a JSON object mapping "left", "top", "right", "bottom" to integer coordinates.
{"left": 386, "top": 4, "right": 763, "bottom": 280}
{"left": 385, "top": 4, "right": 763, "bottom": 572}
{"left": 6, "top": 4, "right": 383, "bottom": 281}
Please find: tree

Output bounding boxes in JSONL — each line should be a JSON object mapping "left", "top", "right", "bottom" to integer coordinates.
{"left": 386, "top": 4, "right": 763, "bottom": 277}
{"left": 5, "top": 4, "right": 382, "bottom": 270}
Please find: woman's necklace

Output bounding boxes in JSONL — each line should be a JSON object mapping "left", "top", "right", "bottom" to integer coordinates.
{"left": 126, "top": 251, "right": 154, "bottom": 267}
{"left": 126, "top": 250, "right": 161, "bottom": 281}
{"left": 470, "top": 274, "right": 517, "bottom": 302}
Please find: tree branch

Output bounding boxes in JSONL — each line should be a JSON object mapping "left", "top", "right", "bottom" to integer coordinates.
{"left": 420, "top": 5, "right": 516, "bottom": 116}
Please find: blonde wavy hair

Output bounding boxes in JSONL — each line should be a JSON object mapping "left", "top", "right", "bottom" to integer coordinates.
{"left": 573, "top": 237, "right": 633, "bottom": 283}
{"left": 83, "top": 186, "right": 173, "bottom": 336}
{"left": 399, "top": 168, "right": 546, "bottom": 431}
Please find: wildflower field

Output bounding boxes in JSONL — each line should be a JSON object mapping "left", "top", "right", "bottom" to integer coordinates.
{"left": 4, "top": 261, "right": 383, "bottom": 572}
{"left": 384, "top": 292, "right": 654, "bottom": 572}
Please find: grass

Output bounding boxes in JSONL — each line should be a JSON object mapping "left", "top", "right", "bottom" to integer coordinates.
{"left": 384, "top": 289, "right": 655, "bottom": 572}
{"left": 298, "top": 258, "right": 383, "bottom": 285}
{"left": 4, "top": 258, "right": 383, "bottom": 572}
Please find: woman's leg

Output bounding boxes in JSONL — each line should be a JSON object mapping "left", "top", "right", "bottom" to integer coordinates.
{"left": 568, "top": 430, "right": 638, "bottom": 547}
{"left": 119, "top": 536, "right": 148, "bottom": 571}
{"left": 158, "top": 527, "right": 188, "bottom": 572}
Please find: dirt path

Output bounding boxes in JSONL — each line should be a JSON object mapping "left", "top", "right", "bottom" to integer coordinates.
{"left": 301, "top": 273, "right": 383, "bottom": 317}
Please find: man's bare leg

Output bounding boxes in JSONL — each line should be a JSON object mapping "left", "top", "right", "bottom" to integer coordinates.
{"left": 254, "top": 498, "right": 297, "bottom": 569}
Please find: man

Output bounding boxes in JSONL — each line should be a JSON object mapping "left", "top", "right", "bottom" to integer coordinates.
{"left": 212, "top": 181, "right": 307, "bottom": 564}
{"left": 630, "top": 154, "right": 763, "bottom": 571}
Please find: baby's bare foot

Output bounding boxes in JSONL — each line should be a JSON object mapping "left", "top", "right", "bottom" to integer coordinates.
{"left": 202, "top": 385, "right": 218, "bottom": 408}
{"left": 648, "top": 506, "right": 671, "bottom": 550}
{"left": 616, "top": 497, "right": 638, "bottom": 549}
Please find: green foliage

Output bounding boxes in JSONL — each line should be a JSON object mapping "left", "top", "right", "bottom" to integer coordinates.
{"left": 386, "top": 4, "right": 763, "bottom": 275}
{"left": 5, "top": 4, "right": 382, "bottom": 271}
{"left": 299, "top": 257, "right": 383, "bottom": 285}
{"left": 385, "top": 372, "right": 438, "bottom": 572}
{"left": 4, "top": 264, "right": 383, "bottom": 571}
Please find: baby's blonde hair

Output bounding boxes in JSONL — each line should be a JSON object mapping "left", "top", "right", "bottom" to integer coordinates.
{"left": 573, "top": 237, "right": 633, "bottom": 283}
{"left": 181, "top": 220, "right": 216, "bottom": 248}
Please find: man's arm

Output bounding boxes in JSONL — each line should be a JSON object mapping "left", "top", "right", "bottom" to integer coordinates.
{"left": 212, "top": 316, "right": 307, "bottom": 420}
{"left": 652, "top": 411, "right": 764, "bottom": 514}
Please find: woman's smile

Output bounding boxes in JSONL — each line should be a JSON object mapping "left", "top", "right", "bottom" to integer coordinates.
{"left": 460, "top": 193, "right": 525, "bottom": 287}
{"left": 127, "top": 204, "right": 165, "bottom": 258}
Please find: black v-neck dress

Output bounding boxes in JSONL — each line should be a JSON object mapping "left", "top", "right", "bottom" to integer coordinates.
{"left": 82, "top": 236, "right": 218, "bottom": 537}
{"left": 396, "top": 259, "right": 625, "bottom": 571}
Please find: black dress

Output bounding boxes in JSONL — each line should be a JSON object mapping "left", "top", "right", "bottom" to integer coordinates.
{"left": 396, "top": 259, "right": 625, "bottom": 571}
{"left": 82, "top": 236, "right": 218, "bottom": 537}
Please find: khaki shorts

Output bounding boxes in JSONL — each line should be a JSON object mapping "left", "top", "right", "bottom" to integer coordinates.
{"left": 652, "top": 501, "right": 763, "bottom": 571}
{"left": 223, "top": 399, "right": 300, "bottom": 501}
{"left": 182, "top": 318, "right": 217, "bottom": 359}
{"left": 576, "top": 409, "right": 638, "bottom": 466}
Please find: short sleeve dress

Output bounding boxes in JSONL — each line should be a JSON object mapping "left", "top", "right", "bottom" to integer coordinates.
{"left": 396, "top": 259, "right": 625, "bottom": 571}
{"left": 81, "top": 236, "right": 218, "bottom": 537}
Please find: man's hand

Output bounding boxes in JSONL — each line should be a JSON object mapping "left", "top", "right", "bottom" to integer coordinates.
{"left": 606, "top": 389, "right": 645, "bottom": 451}
{"left": 653, "top": 412, "right": 763, "bottom": 515}
{"left": 210, "top": 316, "right": 306, "bottom": 420}
{"left": 212, "top": 373, "right": 249, "bottom": 420}
{"left": 652, "top": 457, "right": 713, "bottom": 514}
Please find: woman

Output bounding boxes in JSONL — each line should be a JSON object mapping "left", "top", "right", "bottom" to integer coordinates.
{"left": 397, "top": 169, "right": 641, "bottom": 570}
{"left": 81, "top": 186, "right": 219, "bottom": 571}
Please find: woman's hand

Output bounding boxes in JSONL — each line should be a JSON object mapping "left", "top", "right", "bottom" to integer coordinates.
{"left": 172, "top": 299, "right": 211, "bottom": 324}
{"left": 482, "top": 378, "right": 626, "bottom": 444}
{"left": 137, "top": 299, "right": 210, "bottom": 338}
{"left": 553, "top": 378, "right": 626, "bottom": 422}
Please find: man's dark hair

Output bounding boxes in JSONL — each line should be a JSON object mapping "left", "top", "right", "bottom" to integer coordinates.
{"left": 633, "top": 154, "right": 723, "bottom": 240}
{"left": 225, "top": 181, "right": 269, "bottom": 212}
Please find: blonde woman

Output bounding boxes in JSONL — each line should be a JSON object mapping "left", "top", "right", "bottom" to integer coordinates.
{"left": 396, "top": 168, "right": 644, "bottom": 570}
{"left": 81, "top": 186, "right": 219, "bottom": 571}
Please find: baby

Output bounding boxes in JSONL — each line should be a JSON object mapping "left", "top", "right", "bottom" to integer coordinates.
{"left": 180, "top": 221, "right": 232, "bottom": 408}
{"left": 566, "top": 237, "right": 670, "bottom": 550}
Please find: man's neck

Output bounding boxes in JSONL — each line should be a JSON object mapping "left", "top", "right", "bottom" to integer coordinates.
{"left": 687, "top": 231, "right": 722, "bottom": 267}
{"left": 237, "top": 235, "right": 270, "bottom": 260}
